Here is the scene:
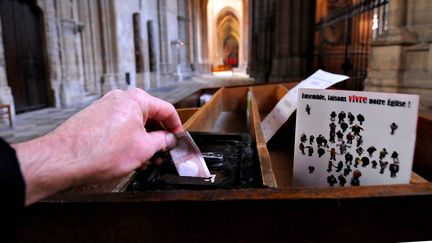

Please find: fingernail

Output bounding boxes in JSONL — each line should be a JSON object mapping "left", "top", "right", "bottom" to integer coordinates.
{"left": 166, "top": 133, "right": 177, "bottom": 149}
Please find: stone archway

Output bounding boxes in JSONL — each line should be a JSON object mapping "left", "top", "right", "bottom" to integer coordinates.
{"left": 216, "top": 10, "right": 240, "bottom": 67}
{"left": 207, "top": 0, "right": 248, "bottom": 68}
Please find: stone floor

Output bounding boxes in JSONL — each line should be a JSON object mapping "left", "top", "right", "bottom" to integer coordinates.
{"left": 0, "top": 73, "right": 254, "bottom": 144}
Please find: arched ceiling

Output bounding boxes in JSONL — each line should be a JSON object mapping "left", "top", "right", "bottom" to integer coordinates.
{"left": 216, "top": 9, "right": 240, "bottom": 48}
{"left": 216, "top": 8, "right": 240, "bottom": 58}
{"left": 206, "top": 0, "right": 247, "bottom": 65}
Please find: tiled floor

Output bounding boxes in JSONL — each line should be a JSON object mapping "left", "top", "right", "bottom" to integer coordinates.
{"left": 0, "top": 74, "right": 254, "bottom": 144}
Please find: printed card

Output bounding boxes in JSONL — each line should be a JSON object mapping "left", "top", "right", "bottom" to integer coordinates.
{"left": 293, "top": 88, "right": 419, "bottom": 187}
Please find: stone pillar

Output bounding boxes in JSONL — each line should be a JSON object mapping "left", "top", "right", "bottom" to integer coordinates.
{"left": 0, "top": 16, "right": 16, "bottom": 125}
{"left": 157, "top": 0, "right": 172, "bottom": 85}
{"left": 240, "top": 0, "right": 249, "bottom": 70}
{"left": 269, "top": 0, "right": 287, "bottom": 81}
{"left": 59, "top": 18, "right": 86, "bottom": 106}
{"left": 365, "top": 0, "right": 418, "bottom": 93}
{"left": 290, "top": 0, "right": 301, "bottom": 77}
{"left": 133, "top": 13, "right": 146, "bottom": 90}
{"left": 374, "top": 0, "right": 417, "bottom": 45}
{"left": 249, "top": 0, "right": 313, "bottom": 82}
{"left": 195, "top": 0, "right": 211, "bottom": 74}
{"left": 40, "top": 0, "right": 62, "bottom": 108}
{"left": 248, "top": 0, "right": 270, "bottom": 81}
{"left": 176, "top": 0, "right": 192, "bottom": 81}
{"left": 389, "top": 0, "right": 404, "bottom": 29}
{"left": 199, "top": 0, "right": 210, "bottom": 72}
{"left": 252, "top": 0, "right": 273, "bottom": 82}
{"left": 88, "top": 0, "right": 104, "bottom": 96}
{"left": 100, "top": 0, "right": 123, "bottom": 94}
{"left": 77, "top": 0, "right": 98, "bottom": 96}
{"left": 144, "top": 19, "right": 158, "bottom": 89}
{"left": 53, "top": 0, "right": 87, "bottom": 106}
{"left": 247, "top": 0, "right": 257, "bottom": 77}
{"left": 190, "top": 0, "right": 199, "bottom": 73}
{"left": 269, "top": 0, "right": 312, "bottom": 82}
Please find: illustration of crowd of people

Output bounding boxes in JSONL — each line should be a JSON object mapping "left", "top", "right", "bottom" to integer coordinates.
{"left": 299, "top": 106, "right": 401, "bottom": 187}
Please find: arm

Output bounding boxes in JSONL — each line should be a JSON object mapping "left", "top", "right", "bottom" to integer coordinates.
{"left": 12, "top": 88, "right": 183, "bottom": 205}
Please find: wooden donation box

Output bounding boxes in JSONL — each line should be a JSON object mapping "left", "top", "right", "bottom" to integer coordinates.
{"left": 21, "top": 84, "right": 432, "bottom": 242}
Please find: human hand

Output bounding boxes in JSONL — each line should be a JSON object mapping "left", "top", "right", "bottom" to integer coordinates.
{"left": 12, "top": 88, "right": 183, "bottom": 205}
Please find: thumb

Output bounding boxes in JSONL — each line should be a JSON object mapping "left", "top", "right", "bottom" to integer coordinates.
{"left": 145, "top": 131, "right": 178, "bottom": 155}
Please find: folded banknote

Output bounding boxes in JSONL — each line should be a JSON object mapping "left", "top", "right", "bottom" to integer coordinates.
{"left": 169, "top": 131, "right": 215, "bottom": 182}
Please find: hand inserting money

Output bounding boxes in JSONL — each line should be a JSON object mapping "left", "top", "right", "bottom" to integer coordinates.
{"left": 169, "top": 132, "right": 216, "bottom": 182}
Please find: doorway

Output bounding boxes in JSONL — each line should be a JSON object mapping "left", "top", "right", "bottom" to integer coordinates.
{"left": 0, "top": 0, "right": 51, "bottom": 113}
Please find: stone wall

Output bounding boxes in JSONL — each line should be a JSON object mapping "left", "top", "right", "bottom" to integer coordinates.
{"left": 365, "top": 0, "right": 432, "bottom": 115}
{"left": 0, "top": 0, "right": 209, "bottom": 113}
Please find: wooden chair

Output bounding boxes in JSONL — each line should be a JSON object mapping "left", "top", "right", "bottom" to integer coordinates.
{"left": 0, "top": 104, "right": 13, "bottom": 127}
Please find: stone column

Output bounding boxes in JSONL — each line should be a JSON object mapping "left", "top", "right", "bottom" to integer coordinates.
{"left": 77, "top": 0, "right": 98, "bottom": 95}
{"left": 40, "top": 0, "right": 62, "bottom": 108}
{"left": 0, "top": 16, "right": 16, "bottom": 124}
{"left": 133, "top": 13, "right": 146, "bottom": 90}
{"left": 290, "top": 0, "right": 301, "bottom": 77}
{"left": 374, "top": 0, "right": 417, "bottom": 45}
{"left": 59, "top": 19, "right": 85, "bottom": 106}
{"left": 365, "top": 0, "right": 418, "bottom": 93}
{"left": 249, "top": 0, "right": 272, "bottom": 82}
{"left": 54, "top": 0, "right": 87, "bottom": 106}
{"left": 269, "top": 0, "right": 287, "bottom": 81}
{"left": 157, "top": 0, "right": 172, "bottom": 85}
{"left": 176, "top": 0, "right": 192, "bottom": 81}
{"left": 255, "top": 0, "right": 273, "bottom": 82}
{"left": 250, "top": 0, "right": 314, "bottom": 82}
{"left": 199, "top": 0, "right": 210, "bottom": 72}
{"left": 190, "top": 0, "right": 199, "bottom": 73}
{"left": 100, "top": 0, "right": 123, "bottom": 94}
{"left": 88, "top": 0, "right": 104, "bottom": 96}
{"left": 240, "top": 0, "right": 249, "bottom": 69}
{"left": 389, "top": 0, "right": 404, "bottom": 29}
{"left": 246, "top": 0, "right": 257, "bottom": 77}
{"left": 269, "top": 0, "right": 312, "bottom": 82}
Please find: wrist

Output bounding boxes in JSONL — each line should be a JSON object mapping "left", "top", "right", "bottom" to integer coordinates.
{"left": 12, "top": 132, "right": 79, "bottom": 205}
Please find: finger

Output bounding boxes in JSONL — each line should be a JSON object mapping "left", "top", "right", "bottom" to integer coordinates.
{"left": 140, "top": 131, "right": 178, "bottom": 160}
{"left": 146, "top": 97, "right": 183, "bottom": 133}
{"left": 127, "top": 88, "right": 183, "bottom": 133}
